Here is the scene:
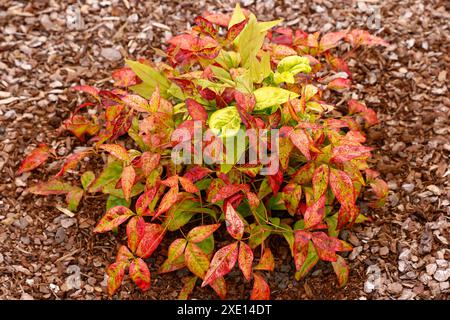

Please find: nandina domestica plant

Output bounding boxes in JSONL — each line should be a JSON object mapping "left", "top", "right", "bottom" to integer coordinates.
{"left": 19, "top": 5, "right": 389, "bottom": 299}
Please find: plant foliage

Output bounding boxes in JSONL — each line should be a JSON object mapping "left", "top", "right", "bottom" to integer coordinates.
{"left": 19, "top": 5, "right": 388, "bottom": 299}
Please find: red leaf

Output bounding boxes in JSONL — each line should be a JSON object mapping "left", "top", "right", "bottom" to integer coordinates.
{"left": 186, "top": 98, "right": 208, "bottom": 122}
{"left": 303, "top": 195, "right": 326, "bottom": 230}
{"left": 122, "top": 94, "right": 150, "bottom": 113}
{"left": 209, "top": 277, "right": 227, "bottom": 300}
{"left": 187, "top": 223, "right": 221, "bottom": 243}
{"left": 72, "top": 85, "right": 100, "bottom": 100}
{"left": 226, "top": 19, "right": 247, "bottom": 42}
{"left": 319, "top": 31, "right": 346, "bottom": 51}
{"left": 17, "top": 144, "right": 53, "bottom": 174}
{"left": 294, "top": 230, "right": 312, "bottom": 270}
{"left": 332, "top": 255, "right": 349, "bottom": 288}
{"left": 254, "top": 247, "right": 275, "bottom": 272}
{"left": 112, "top": 67, "right": 139, "bottom": 87}
{"left": 121, "top": 165, "right": 135, "bottom": 202}
{"left": 194, "top": 16, "right": 217, "bottom": 37}
{"left": 126, "top": 216, "right": 145, "bottom": 253}
{"left": 225, "top": 203, "right": 245, "bottom": 240}
{"left": 106, "top": 261, "right": 128, "bottom": 296}
{"left": 169, "top": 34, "right": 218, "bottom": 52}
{"left": 331, "top": 145, "right": 372, "bottom": 163}
{"left": 246, "top": 192, "right": 260, "bottom": 209}
{"left": 153, "top": 185, "right": 179, "bottom": 219}
{"left": 55, "top": 150, "right": 91, "bottom": 177}
{"left": 238, "top": 242, "right": 253, "bottom": 281}
{"left": 211, "top": 184, "right": 247, "bottom": 203}
{"left": 140, "top": 152, "right": 160, "bottom": 177}
{"left": 234, "top": 90, "right": 255, "bottom": 113}
{"left": 250, "top": 273, "right": 270, "bottom": 300}
{"left": 268, "top": 168, "right": 283, "bottom": 196}
{"left": 346, "top": 30, "right": 388, "bottom": 47}
{"left": 99, "top": 144, "right": 130, "bottom": 163}
{"left": 94, "top": 206, "right": 135, "bottom": 233}
{"left": 179, "top": 176, "right": 199, "bottom": 193}
{"left": 289, "top": 129, "right": 311, "bottom": 160}
{"left": 135, "top": 223, "right": 165, "bottom": 258}
{"left": 202, "top": 242, "right": 239, "bottom": 287}
{"left": 348, "top": 99, "right": 366, "bottom": 114}
{"left": 329, "top": 168, "right": 355, "bottom": 208}
{"left": 161, "top": 175, "right": 179, "bottom": 188}
{"left": 362, "top": 108, "right": 379, "bottom": 126}
{"left": 116, "top": 245, "right": 134, "bottom": 262}
{"left": 185, "top": 242, "right": 210, "bottom": 279}
{"left": 327, "top": 78, "right": 351, "bottom": 92}
{"left": 312, "top": 164, "right": 329, "bottom": 200}
{"left": 203, "top": 11, "right": 231, "bottom": 27}
{"left": 325, "top": 52, "right": 352, "bottom": 77}
{"left": 129, "top": 258, "right": 151, "bottom": 291}
{"left": 282, "top": 183, "right": 302, "bottom": 215}
{"left": 311, "top": 232, "right": 340, "bottom": 262}
{"left": 337, "top": 205, "right": 359, "bottom": 229}
{"left": 183, "top": 166, "right": 212, "bottom": 182}
{"left": 135, "top": 186, "right": 158, "bottom": 216}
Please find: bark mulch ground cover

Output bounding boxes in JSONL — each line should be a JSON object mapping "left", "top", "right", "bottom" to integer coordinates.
{"left": 0, "top": 0, "right": 448, "bottom": 300}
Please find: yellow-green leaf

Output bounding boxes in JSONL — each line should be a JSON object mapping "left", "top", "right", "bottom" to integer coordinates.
{"left": 253, "top": 87, "right": 299, "bottom": 110}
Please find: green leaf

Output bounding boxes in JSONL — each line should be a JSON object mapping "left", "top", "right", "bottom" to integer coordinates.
{"left": 209, "top": 106, "right": 241, "bottom": 138}
{"left": 81, "top": 171, "right": 95, "bottom": 191}
{"left": 248, "top": 51, "right": 272, "bottom": 83}
{"left": 167, "top": 83, "right": 185, "bottom": 100}
{"left": 248, "top": 224, "right": 272, "bottom": 248}
{"left": 89, "top": 161, "right": 123, "bottom": 193}
{"left": 125, "top": 59, "right": 170, "bottom": 97}
{"left": 258, "top": 19, "right": 283, "bottom": 32}
{"left": 277, "top": 55, "right": 311, "bottom": 75}
{"left": 228, "top": 3, "right": 246, "bottom": 29}
{"left": 253, "top": 87, "right": 299, "bottom": 110}
{"left": 295, "top": 242, "right": 319, "bottom": 280}
{"left": 164, "top": 196, "right": 199, "bottom": 231}
{"left": 236, "top": 14, "right": 265, "bottom": 67}
{"left": 67, "top": 187, "right": 83, "bottom": 211}
{"left": 215, "top": 50, "right": 241, "bottom": 69}
{"left": 106, "top": 195, "right": 130, "bottom": 210}
{"left": 196, "top": 234, "right": 215, "bottom": 255}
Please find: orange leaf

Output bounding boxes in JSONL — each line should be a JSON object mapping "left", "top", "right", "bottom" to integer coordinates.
{"left": 126, "top": 216, "right": 145, "bottom": 253}
{"left": 254, "top": 247, "right": 274, "bottom": 272}
{"left": 55, "top": 150, "right": 91, "bottom": 177}
{"left": 331, "top": 255, "right": 349, "bottom": 288}
{"left": 312, "top": 164, "right": 329, "bottom": 200}
{"left": 121, "top": 165, "right": 136, "bottom": 201}
{"left": 99, "top": 144, "right": 130, "bottom": 163}
{"left": 94, "top": 206, "right": 135, "bottom": 233}
{"left": 303, "top": 194, "right": 326, "bottom": 230}
{"left": 250, "top": 273, "right": 270, "bottom": 300}
{"left": 17, "top": 144, "right": 53, "bottom": 175}
{"left": 187, "top": 223, "right": 221, "bottom": 243}
{"left": 153, "top": 185, "right": 179, "bottom": 220}
{"left": 238, "top": 242, "right": 253, "bottom": 281}
{"left": 185, "top": 242, "right": 210, "bottom": 279}
{"left": 106, "top": 260, "right": 128, "bottom": 296}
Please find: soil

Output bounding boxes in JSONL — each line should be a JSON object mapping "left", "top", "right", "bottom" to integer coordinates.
{"left": 0, "top": 0, "right": 448, "bottom": 300}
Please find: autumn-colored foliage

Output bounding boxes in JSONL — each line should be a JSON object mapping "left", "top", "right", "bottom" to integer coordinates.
{"left": 19, "top": 5, "right": 388, "bottom": 299}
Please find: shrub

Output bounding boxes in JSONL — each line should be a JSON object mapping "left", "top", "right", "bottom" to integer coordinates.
{"left": 19, "top": 5, "right": 388, "bottom": 299}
